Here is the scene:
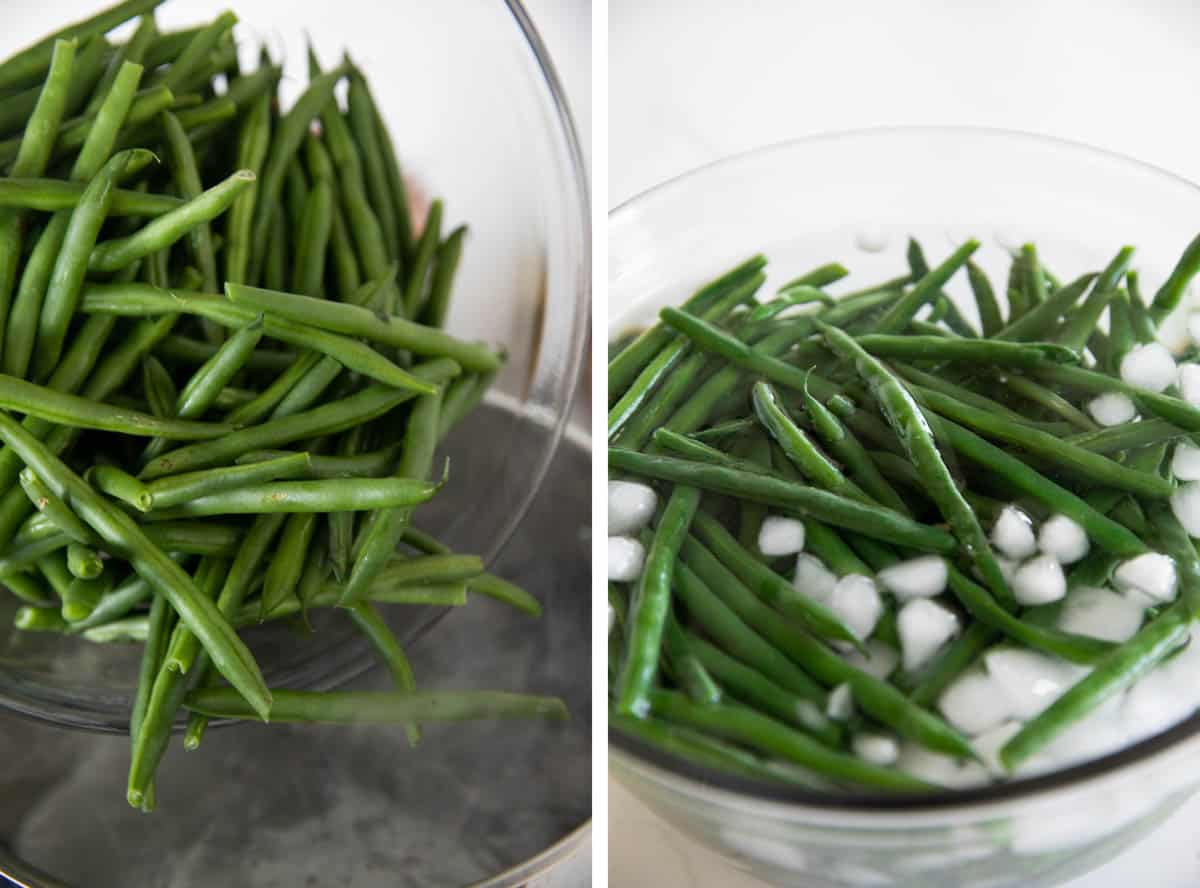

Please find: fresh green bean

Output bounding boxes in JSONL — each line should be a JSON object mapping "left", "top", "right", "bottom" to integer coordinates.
{"left": 422, "top": 226, "right": 466, "bottom": 329}
{"left": 88, "top": 169, "right": 255, "bottom": 273}
{"left": 651, "top": 690, "right": 931, "bottom": 791}
{"left": 259, "top": 513, "right": 316, "bottom": 618}
{"left": 692, "top": 510, "right": 863, "bottom": 646}
{"left": 145, "top": 476, "right": 441, "bottom": 518}
{"left": 65, "top": 542, "right": 103, "bottom": 581}
{"left": 910, "top": 384, "right": 1174, "bottom": 498}
{"left": 610, "top": 447, "right": 955, "bottom": 553}
{"left": 83, "top": 283, "right": 443, "bottom": 394}
{"left": 856, "top": 334, "right": 1078, "bottom": 367}
{"left": 1001, "top": 605, "right": 1189, "bottom": 770}
{"left": 185, "top": 686, "right": 567, "bottom": 724}
{"left": 0, "top": 178, "right": 179, "bottom": 216}
{"left": 1151, "top": 233, "right": 1200, "bottom": 322}
{"left": 19, "top": 467, "right": 94, "bottom": 544}
{"left": 615, "top": 485, "right": 701, "bottom": 717}
{"left": 1056, "top": 247, "right": 1134, "bottom": 352}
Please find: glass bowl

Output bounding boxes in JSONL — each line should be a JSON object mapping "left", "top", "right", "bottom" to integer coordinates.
{"left": 0, "top": 0, "right": 590, "bottom": 732}
{"left": 609, "top": 127, "right": 1200, "bottom": 888}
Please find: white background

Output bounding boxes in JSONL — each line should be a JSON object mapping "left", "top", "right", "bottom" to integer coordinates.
{"left": 609, "top": 1, "right": 1200, "bottom": 885}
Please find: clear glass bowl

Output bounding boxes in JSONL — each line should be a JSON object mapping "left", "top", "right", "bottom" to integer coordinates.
{"left": 0, "top": 0, "right": 590, "bottom": 733}
{"left": 609, "top": 127, "right": 1200, "bottom": 888}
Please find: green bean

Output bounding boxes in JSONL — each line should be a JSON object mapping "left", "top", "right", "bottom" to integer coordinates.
{"left": 283, "top": 159, "right": 308, "bottom": 248}
{"left": 869, "top": 240, "right": 979, "bottom": 334}
{"left": 818, "top": 321, "right": 1012, "bottom": 606}
{"left": 369, "top": 554, "right": 485, "bottom": 588}
{"left": 752, "top": 381, "right": 866, "bottom": 501}
{"left": 748, "top": 286, "right": 834, "bottom": 322}
{"left": 224, "top": 351, "right": 320, "bottom": 426}
{"left": 339, "top": 386, "right": 443, "bottom": 606}
{"left": 965, "top": 260, "right": 1003, "bottom": 336}
{"left": 910, "top": 384, "right": 1173, "bottom": 498}
{"left": 184, "top": 687, "right": 567, "bottom": 724}
{"left": 0, "top": 412, "right": 271, "bottom": 720}
{"left": 0, "top": 83, "right": 174, "bottom": 171}
{"left": 224, "top": 91, "right": 271, "bottom": 286}
{"left": 0, "top": 534, "right": 70, "bottom": 575}
{"left": 403, "top": 201, "right": 443, "bottom": 317}
{"left": 662, "top": 609, "right": 722, "bottom": 705}
{"left": 994, "top": 273, "right": 1097, "bottom": 344}
{"left": 65, "top": 543, "right": 103, "bottom": 581}
{"left": 615, "top": 485, "right": 701, "bottom": 717}
{"left": 687, "top": 634, "right": 843, "bottom": 743}
{"left": 140, "top": 373, "right": 453, "bottom": 481}
{"left": 145, "top": 453, "right": 310, "bottom": 510}
{"left": 236, "top": 446, "right": 396, "bottom": 480}
{"left": 292, "top": 178, "right": 333, "bottom": 297}
{"left": 225, "top": 282, "right": 502, "bottom": 373}
{"left": 802, "top": 382, "right": 910, "bottom": 515}
{"left": 659, "top": 307, "right": 839, "bottom": 401}
{"left": 3, "top": 571, "right": 55, "bottom": 607}
{"left": 349, "top": 63, "right": 415, "bottom": 265}
{"left": 127, "top": 556, "right": 227, "bottom": 807}
{"left": 673, "top": 556, "right": 826, "bottom": 704}
{"left": 88, "top": 169, "right": 255, "bottom": 273}
{"left": 140, "top": 25, "right": 203, "bottom": 70}
{"left": 248, "top": 63, "right": 348, "bottom": 285}
{"left": 0, "top": 178, "right": 179, "bottom": 216}
{"left": 81, "top": 616, "right": 149, "bottom": 644}
{"left": 0, "top": 373, "right": 233, "bottom": 439}
{"left": 345, "top": 73, "right": 401, "bottom": 265}
{"left": 907, "top": 239, "right": 977, "bottom": 337}
{"left": 83, "top": 283, "right": 443, "bottom": 394}
{"left": 855, "top": 334, "right": 1078, "bottom": 367}
{"left": 733, "top": 435, "right": 770, "bottom": 556}
{"left": 349, "top": 601, "right": 422, "bottom": 745}
{"left": 611, "top": 713, "right": 820, "bottom": 786}
{"left": 892, "top": 363, "right": 1050, "bottom": 431}
{"left": 156, "top": 335, "right": 295, "bottom": 374}
{"left": 0, "top": 36, "right": 106, "bottom": 136}
{"left": 141, "top": 355, "right": 176, "bottom": 418}
{"left": 15, "top": 606, "right": 67, "bottom": 633}
{"left": 153, "top": 11, "right": 236, "bottom": 93}
{"left": 18, "top": 467, "right": 94, "bottom": 544}
{"left": 609, "top": 255, "right": 767, "bottom": 401}
{"left": 421, "top": 225, "right": 466, "bottom": 329}
{"left": 610, "top": 279, "right": 766, "bottom": 444}
{"left": 82, "top": 13, "right": 154, "bottom": 116}
{"left": 802, "top": 520, "right": 872, "bottom": 577}
{"left": 247, "top": 582, "right": 467, "bottom": 626}
{"left": 651, "top": 691, "right": 931, "bottom": 791}
{"left": 945, "top": 567, "right": 1112, "bottom": 664}
{"left": 34, "top": 148, "right": 150, "bottom": 379}
{"left": 684, "top": 535, "right": 973, "bottom": 758}
{"left": 692, "top": 511, "right": 863, "bottom": 646}
{"left": 88, "top": 464, "right": 152, "bottom": 512}
{"left": 1000, "top": 605, "right": 1190, "bottom": 770}
{"left": 311, "top": 66, "right": 400, "bottom": 312}
{"left": 1000, "top": 375, "right": 1098, "bottom": 432}
{"left": 465, "top": 573, "right": 542, "bottom": 617}
{"left": 611, "top": 447, "right": 955, "bottom": 553}
{"left": 1151, "top": 233, "right": 1200, "bottom": 322}
{"left": 67, "top": 570, "right": 156, "bottom": 633}
{"left": 921, "top": 411, "right": 1146, "bottom": 557}
{"left": 0, "top": 40, "right": 77, "bottom": 366}
{"left": 159, "top": 110, "right": 219, "bottom": 298}
{"left": 259, "top": 513, "right": 317, "bottom": 619}
{"left": 779, "top": 262, "right": 849, "bottom": 291}
{"left": 1066, "top": 418, "right": 1184, "bottom": 455}
{"left": 144, "top": 476, "right": 440, "bottom": 519}
{"left": 1056, "top": 247, "right": 1134, "bottom": 352}
{"left": 1036, "top": 362, "right": 1200, "bottom": 436}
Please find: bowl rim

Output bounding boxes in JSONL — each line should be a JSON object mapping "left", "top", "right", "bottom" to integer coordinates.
{"left": 607, "top": 123, "right": 1200, "bottom": 813}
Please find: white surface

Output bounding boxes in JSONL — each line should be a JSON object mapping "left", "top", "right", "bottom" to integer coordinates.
{"left": 609, "top": 1, "right": 1200, "bottom": 883}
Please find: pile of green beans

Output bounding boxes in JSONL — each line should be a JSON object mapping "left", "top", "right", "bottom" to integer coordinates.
{"left": 0, "top": 0, "right": 562, "bottom": 812}
{"left": 609, "top": 235, "right": 1200, "bottom": 791}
